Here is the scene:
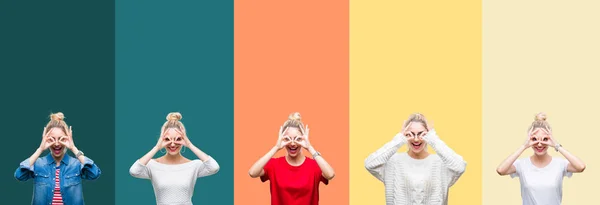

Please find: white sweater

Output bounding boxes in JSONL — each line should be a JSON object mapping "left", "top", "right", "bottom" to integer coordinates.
{"left": 129, "top": 157, "right": 220, "bottom": 205}
{"left": 365, "top": 130, "right": 466, "bottom": 205}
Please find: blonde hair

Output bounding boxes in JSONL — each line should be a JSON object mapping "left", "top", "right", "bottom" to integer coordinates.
{"left": 529, "top": 112, "right": 551, "bottom": 131}
{"left": 282, "top": 112, "right": 305, "bottom": 134}
{"left": 45, "top": 112, "right": 69, "bottom": 134}
{"left": 403, "top": 113, "right": 428, "bottom": 130}
{"left": 162, "top": 112, "right": 186, "bottom": 131}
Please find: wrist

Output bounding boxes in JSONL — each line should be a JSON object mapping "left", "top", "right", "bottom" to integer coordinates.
{"left": 71, "top": 146, "right": 79, "bottom": 153}
{"left": 307, "top": 146, "right": 316, "bottom": 154}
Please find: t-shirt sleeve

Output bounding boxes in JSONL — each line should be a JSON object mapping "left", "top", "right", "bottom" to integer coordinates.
{"left": 561, "top": 158, "right": 573, "bottom": 178}
{"left": 510, "top": 158, "right": 521, "bottom": 178}
{"left": 314, "top": 160, "right": 329, "bottom": 185}
{"left": 260, "top": 158, "right": 274, "bottom": 182}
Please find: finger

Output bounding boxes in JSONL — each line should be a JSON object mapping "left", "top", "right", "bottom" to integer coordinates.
{"left": 281, "top": 127, "right": 289, "bottom": 137}
{"left": 175, "top": 128, "right": 185, "bottom": 137}
{"left": 403, "top": 122, "right": 413, "bottom": 131}
{"left": 42, "top": 127, "right": 47, "bottom": 138}
{"left": 68, "top": 126, "right": 72, "bottom": 136}
{"left": 45, "top": 128, "right": 54, "bottom": 138}
{"left": 540, "top": 127, "right": 551, "bottom": 136}
{"left": 279, "top": 126, "right": 283, "bottom": 137}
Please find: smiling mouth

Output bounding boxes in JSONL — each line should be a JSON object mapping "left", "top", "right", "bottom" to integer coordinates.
{"left": 411, "top": 142, "right": 423, "bottom": 150}
{"left": 534, "top": 146, "right": 546, "bottom": 152}
{"left": 52, "top": 146, "right": 63, "bottom": 155}
{"left": 168, "top": 146, "right": 179, "bottom": 152}
{"left": 287, "top": 146, "right": 299, "bottom": 154}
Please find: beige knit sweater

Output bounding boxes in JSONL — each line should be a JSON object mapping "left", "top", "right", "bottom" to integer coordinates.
{"left": 365, "top": 130, "right": 466, "bottom": 205}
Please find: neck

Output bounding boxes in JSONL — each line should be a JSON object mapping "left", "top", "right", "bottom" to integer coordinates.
{"left": 286, "top": 152, "right": 305, "bottom": 165}
{"left": 52, "top": 154, "right": 65, "bottom": 166}
{"left": 531, "top": 153, "right": 551, "bottom": 162}
{"left": 164, "top": 153, "right": 184, "bottom": 162}
{"left": 407, "top": 150, "right": 430, "bottom": 160}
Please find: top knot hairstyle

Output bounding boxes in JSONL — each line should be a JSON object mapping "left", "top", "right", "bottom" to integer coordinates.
{"left": 45, "top": 112, "right": 69, "bottom": 134}
{"left": 282, "top": 112, "right": 305, "bottom": 134}
{"left": 529, "top": 112, "right": 551, "bottom": 131}
{"left": 403, "top": 113, "right": 429, "bottom": 130}
{"left": 163, "top": 112, "right": 185, "bottom": 131}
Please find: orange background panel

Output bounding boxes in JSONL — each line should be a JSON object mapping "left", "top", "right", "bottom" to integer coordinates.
{"left": 234, "top": 0, "right": 349, "bottom": 205}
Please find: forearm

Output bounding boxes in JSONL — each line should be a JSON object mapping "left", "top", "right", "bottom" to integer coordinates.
{"left": 424, "top": 130, "right": 466, "bottom": 173}
{"left": 188, "top": 144, "right": 210, "bottom": 162}
{"left": 364, "top": 133, "right": 405, "bottom": 170}
{"left": 497, "top": 145, "right": 526, "bottom": 175}
{"left": 139, "top": 146, "right": 160, "bottom": 166}
{"left": 309, "top": 146, "right": 335, "bottom": 180}
{"left": 28, "top": 148, "right": 44, "bottom": 166}
{"left": 70, "top": 147, "right": 86, "bottom": 164}
{"left": 249, "top": 146, "right": 277, "bottom": 178}
{"left": 557, "top": 146, "right": 586, "bottom": 172}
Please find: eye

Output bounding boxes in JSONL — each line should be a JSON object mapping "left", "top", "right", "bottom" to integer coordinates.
{"left": 175, "top": 137, "right": 182, "bottom": 141}
{"left": 283, "top": 138, "right": 291, "bottom": 142}
{"left": 543, "top": 138, "right": 548, "bottom": 141}
{"left": 531, "top": 137, "right": 537, "bottom": 141}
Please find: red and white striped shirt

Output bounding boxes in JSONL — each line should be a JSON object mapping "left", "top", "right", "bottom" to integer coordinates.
{"left": 52, "top": 168, "right": 64, "bottom": 205}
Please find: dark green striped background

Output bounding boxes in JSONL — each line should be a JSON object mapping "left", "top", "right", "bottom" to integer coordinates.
{"left": 1, "top": 0, "right": 233, "bottom": 204}
{"left": 0, "top": 1, "right": 115, "bottom": 204}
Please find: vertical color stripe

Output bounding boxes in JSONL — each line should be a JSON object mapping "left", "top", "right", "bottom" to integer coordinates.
{"left": 234, "top": 0, "right": 349, "bottom": 204}
{"left": 349, "top": 0, "right": 482, "bottom": 204}
{"left": 482, "top": 1, "right": 600, "bottom": 204}
{"left": 116, "top": 0, "right": 233, "bottom": 204}
{"left": 0, "top": 1, "right": 115, "bottom": 204}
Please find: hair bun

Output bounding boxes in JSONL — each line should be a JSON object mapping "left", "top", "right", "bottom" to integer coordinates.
{"left": 535, "top": 112, "right": 547, "bottom": 121}
{"left": 288, "top": 112, "right": 302, "bottom": 121}
{"left": 167, "top": 112, "right": 182, "bottom": 121}
{"left": 50, "top": 112, "right": 65, "bottom": 121}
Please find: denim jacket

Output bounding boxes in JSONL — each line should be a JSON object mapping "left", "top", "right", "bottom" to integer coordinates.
{"left": 14, "top": 153, "right": 101, "bottom": 205}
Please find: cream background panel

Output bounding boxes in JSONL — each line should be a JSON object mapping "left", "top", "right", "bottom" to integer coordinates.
{"left": 483, "top": 1, "right": 600, "bottom": 204}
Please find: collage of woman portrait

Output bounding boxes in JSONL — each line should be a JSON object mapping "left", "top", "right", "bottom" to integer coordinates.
{"left": 3, "top": 0, "right": 599, "bottom": 205}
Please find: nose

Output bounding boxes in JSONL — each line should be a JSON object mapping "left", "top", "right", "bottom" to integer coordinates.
{"left": 414, "top": 137, "right": 421, "bottom": 143}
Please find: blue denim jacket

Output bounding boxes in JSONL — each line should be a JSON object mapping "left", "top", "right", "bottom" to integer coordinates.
{"left": 14, "top": 153, "right": 101, "bottom": 205}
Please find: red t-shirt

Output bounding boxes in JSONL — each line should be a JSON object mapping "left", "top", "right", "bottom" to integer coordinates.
{"left": 261, "top": 156, "right": 329, "bottom": 205}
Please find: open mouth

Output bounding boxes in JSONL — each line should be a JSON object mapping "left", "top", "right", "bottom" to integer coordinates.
{"left": 52, "top": 146, "right": 63, "bottom": 155}
{"left": 411, "top": 142, "right": 423, "bottom": 150}
{"left": 287, "top": 146, "right": 299, "bottom": 155}
{"left": 167, "top": 146, "right": 179, "bottom": 152}
{"left": 534, "top": 146, "right": 546, "bottom": 153}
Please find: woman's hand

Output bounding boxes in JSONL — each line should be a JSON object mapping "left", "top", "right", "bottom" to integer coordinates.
{"left": 276, "top": 126, "right": 292, "bottom": 150}
{"left": 298, "top": 125, "right": 312, "bottom": 150}
{"left": 155, "top": 128, "right": 170, "bottom": 149}
{"left": 39, "top": 127, "right": 55, "bottom": 150}
{"left": 174, "top": 127, "right": 193, "bottom": 147}
{"left": 59, "top": 126, "right": 76, "bottom": 151}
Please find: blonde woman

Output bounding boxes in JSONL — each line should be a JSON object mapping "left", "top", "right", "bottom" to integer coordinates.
{"left": 365, "top": 113, "right": 466, "bottom": 205}
{"left": 129, "top": 112, "right": 220, "bottom": 205}
{"left": 14, "top": 112, "right": 101, "bottom": 205}
{"left": 248, "top": 112, "right": 335, "bottom": 205}
{"left": 496, "top": 113, "right": 585, "bottom": 205}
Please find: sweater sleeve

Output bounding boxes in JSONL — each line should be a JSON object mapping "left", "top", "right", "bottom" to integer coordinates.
{"left": 129, "top": 160, "right": 151, "bottom": 179}
{"left": 423, "top": 129, "right": 466, "bottom": 187}
{"left": 364, "top": 133, "right": 407, "bottom": 182}
{"left": 196, "top": 156, "right": 220, "bottom": 178}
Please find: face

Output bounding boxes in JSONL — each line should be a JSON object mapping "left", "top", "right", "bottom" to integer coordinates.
{"left": 283, "top": 127, "right": 303, "bottom": 158}
{"left": 48, "top": 128, "right": 67, "bottom": 158}
{"left": 531, "top": 129, "right": 550, "bottom": 155}
{"left": 405, "top": 122, "right": 428, "bottom": 154}
{"left": 164, "top": 128, "right": 183, "bottom": 155}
